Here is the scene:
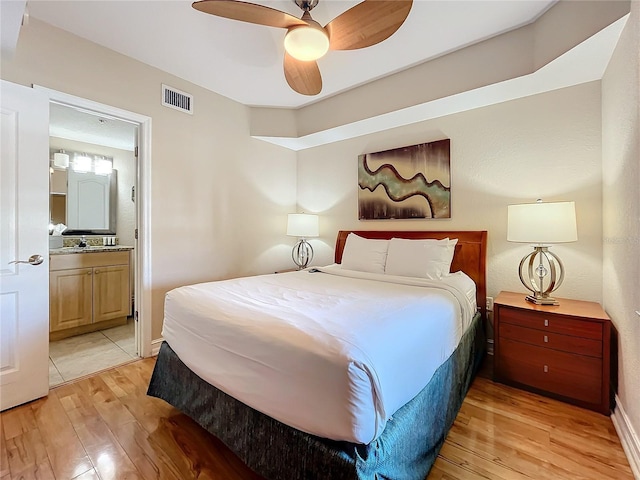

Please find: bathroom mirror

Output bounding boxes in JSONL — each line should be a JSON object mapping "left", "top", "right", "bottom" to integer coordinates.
{"left": 50, "top": 167, "right": 118, "bottom": 235}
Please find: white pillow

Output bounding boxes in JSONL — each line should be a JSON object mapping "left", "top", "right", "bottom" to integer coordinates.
{"left": 385, "top": 237, "right": 458, "bottom": 279}
{"left": 340, "top": 233, "right": 389, "bottom": 274}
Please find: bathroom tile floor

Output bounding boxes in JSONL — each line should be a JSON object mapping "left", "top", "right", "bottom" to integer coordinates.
{"left": 48, "top": 317, "right": 137, "bottom": 387}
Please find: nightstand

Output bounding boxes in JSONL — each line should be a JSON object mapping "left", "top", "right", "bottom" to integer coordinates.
{"left": 494, "top": 291, "right": 614, "bottom": 415}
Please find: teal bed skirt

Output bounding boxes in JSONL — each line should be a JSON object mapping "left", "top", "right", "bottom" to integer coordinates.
{"left": 148, "top": 312, "right": 485, "bottom": 480}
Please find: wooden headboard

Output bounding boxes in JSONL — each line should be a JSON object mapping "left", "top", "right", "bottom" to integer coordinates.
{"left": 335, "top": 230, "right": 488, "bottom": 320}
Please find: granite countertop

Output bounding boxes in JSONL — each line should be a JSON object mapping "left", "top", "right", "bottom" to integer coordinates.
{"left": 50, "top": 245, "right": 134, "bottom": 255}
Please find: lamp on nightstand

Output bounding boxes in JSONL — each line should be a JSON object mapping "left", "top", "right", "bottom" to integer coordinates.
{"left": 286, "top": 213, "right": 319, "bottom": 269}
{"left": 507, "top": 199, "right": 577, "bottom": 306}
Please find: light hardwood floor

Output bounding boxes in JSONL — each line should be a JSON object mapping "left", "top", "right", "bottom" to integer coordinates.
{"left": 1, "top": 357, "right": 634, "bottom": 480}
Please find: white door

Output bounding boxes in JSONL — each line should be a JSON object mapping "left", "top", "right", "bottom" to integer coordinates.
{"left": 0, "top": 80, "right": 50, "bottom": 411}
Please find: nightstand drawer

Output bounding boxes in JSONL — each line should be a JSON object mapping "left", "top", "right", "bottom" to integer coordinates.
{"left": 498, "top": 338, "right": 602, "bottom": 405}
{"left": 499, "top": 307, "right": 602, "bottom": 340}
{"left": 500, "top": 323, "right": 602, "bottom": 358}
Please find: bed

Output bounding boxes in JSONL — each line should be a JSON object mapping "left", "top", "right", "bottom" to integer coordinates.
{"left": 148, "top": 230, "right": 487, "bottom": 480}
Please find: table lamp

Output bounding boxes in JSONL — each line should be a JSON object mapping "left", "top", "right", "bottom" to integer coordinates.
{"left": 286, "top": 213, "right": 319, "bottom": 269}
{"left": 507, "top": 200, "right": 577, "bottom": 305}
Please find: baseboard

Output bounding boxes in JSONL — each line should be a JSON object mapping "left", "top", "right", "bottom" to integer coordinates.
{"left": 612, "top": 394, "right": 640, "bottom": 479}
{"left": 151, "top": 337, "right": 164, "bottom": 356}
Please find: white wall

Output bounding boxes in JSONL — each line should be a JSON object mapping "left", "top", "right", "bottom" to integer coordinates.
{"left": 1, "top": 19, "right": 297, "bottom": 340}
{"left": 298, "top": 82, "right": 604, "bottom": 304}
{"left": 602, "top": 2, "right": 640, "bottom": 473}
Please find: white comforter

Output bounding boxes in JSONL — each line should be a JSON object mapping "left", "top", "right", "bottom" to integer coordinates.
{"left": 162, "top": 264, "right": 476, "bottom": 444}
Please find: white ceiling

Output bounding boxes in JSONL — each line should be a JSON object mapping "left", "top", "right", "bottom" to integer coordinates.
{"left": 50, "top": 103, "right": 138, "bottom": 151}
{"left": 0, "top": 0, "right": 26, "bottom": 56}
{"left": 256, "top": 14, "right": 628, "bottom": 150}
{"left": 26, "top": 0, "right": 556, "bottom": 109}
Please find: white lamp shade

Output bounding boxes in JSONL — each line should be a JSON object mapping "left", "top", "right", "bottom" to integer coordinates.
{"left": 287, "top": 213, "right": 319, "bottom": 238}
{"left": 508, "top": 201, "right": 577, "bottom": 243}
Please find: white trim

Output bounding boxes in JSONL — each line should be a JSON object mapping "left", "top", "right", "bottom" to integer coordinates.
{"left": 137, "top": 118, "right": 153, "bottom": 358}
{"left": 151, "top": 338, "right": 164, "bottom": 356}
{"left": 612, "top": 394, "right": 640, "bottom": 480}
{"left": 33, "top": 85, "right": 154, "bottom": 358}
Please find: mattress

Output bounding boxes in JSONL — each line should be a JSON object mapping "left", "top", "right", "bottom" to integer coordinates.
{"left": 162, "top": 264, "right": 476, "bottom": 444}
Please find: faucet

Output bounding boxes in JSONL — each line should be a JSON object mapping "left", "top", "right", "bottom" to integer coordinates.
{"left": 78, "top": 235, "right": 87, "bottom": 248}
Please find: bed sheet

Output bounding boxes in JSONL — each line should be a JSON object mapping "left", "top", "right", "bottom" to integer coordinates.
{"left": 162, "top": 265, "right": 476, "bottom": 444}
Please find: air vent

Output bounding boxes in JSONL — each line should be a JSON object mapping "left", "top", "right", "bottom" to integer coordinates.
{"left": 161, "top": 84, "right": 193, "bottom": 114}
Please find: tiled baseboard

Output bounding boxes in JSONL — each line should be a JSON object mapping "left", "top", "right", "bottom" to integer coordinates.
{"left": 612, "top": 394, "right": 640, "bottom": 479}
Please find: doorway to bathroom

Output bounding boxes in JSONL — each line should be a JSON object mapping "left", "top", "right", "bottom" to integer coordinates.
{"left": 38, "top": 87, "right": 152, "bottom": 388}
{"left": 48, "top": 102, "right": 138, "bottom": 386}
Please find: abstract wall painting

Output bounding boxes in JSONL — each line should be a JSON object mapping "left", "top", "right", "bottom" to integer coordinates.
{"left": 358, "top": 139, "right": 451, "bottom": 220}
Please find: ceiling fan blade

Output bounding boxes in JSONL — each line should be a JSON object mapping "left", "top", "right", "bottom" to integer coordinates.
{"left": 326, "top": 0, "right": 413, "bottom": 51}
{"left": 283, "top": 53, "right": 322, "bottom": 96}
{"left": 193, "top": 0, "right": 308, "bottom": 29}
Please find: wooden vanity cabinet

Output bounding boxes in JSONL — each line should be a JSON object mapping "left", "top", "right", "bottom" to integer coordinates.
{"left": 50, "top": 250, "right": 130, "bottom": 340}
{"left": 49, "top": 267, "right": 93, "bottom": 331}
{"left": 93, "top": 263, "right": 130, "bottom": 323}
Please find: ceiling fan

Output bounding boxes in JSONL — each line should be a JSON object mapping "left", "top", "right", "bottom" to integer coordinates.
{"left": 192, "top": 0, "right": 413, "bottom": 96}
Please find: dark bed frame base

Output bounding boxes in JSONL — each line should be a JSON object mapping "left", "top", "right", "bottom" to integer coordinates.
{"left": 147, "top": 313, "right": 485, "bottom": 480}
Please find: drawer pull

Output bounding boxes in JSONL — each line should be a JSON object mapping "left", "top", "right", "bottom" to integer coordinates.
{"left": 544, "top": 319, "right": 549, "bottom": 327}
{"left": 543, "top": 365, "right": 548, "bottom": 373}
{"left": 544, "top": 335, "right": 548, "bottom": 343}
{"left": 86, "top": 271, "right": 92, "bottom": 275}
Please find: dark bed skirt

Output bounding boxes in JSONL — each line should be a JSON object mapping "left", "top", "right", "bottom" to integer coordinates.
{"left": 147, "top": 313, "right": 485, "bottom": 480}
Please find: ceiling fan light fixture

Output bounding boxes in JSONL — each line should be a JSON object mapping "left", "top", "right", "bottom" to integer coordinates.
{"left": 284, "top": 23, "right": 329, "bottom": 62}
{"left": 191, "top": 0, "right": 414, "bottom": 95}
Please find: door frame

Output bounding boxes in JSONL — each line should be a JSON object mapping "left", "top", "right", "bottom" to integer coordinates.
{"left": 34, "top": 85, "right": 154, "bottom": 357}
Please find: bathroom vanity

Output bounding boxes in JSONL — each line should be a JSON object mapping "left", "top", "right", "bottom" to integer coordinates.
{"left": 49, "top": 246, "right": 133, "bottom": 341}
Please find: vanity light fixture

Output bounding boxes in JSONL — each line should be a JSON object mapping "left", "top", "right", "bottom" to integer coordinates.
{"left": 507, "top": 199, "right": 577, "bottom": 305}
{"left": 53, "top": 150, "right": 69, "bottom": 169}
{"left": 286, "top": 213, "right": 319, "bottom": 269}
{"left": 72, "top": 153, "right": 92, "bottom": 173}
{"left": 70, "top": 152, "right": 113, "bottom": 175}
{"left": 94, "top": 156, "right": 113, "bottom": 176}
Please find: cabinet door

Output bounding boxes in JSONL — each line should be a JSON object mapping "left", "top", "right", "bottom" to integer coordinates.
{"left": 93, "top": 264, "right": 130, "bottom": 322}
{"left": 66, "top": 169, "right": 110, "bottom": 230}
{"left": 50, "top": 268, "right": 93, "bottom": 332}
